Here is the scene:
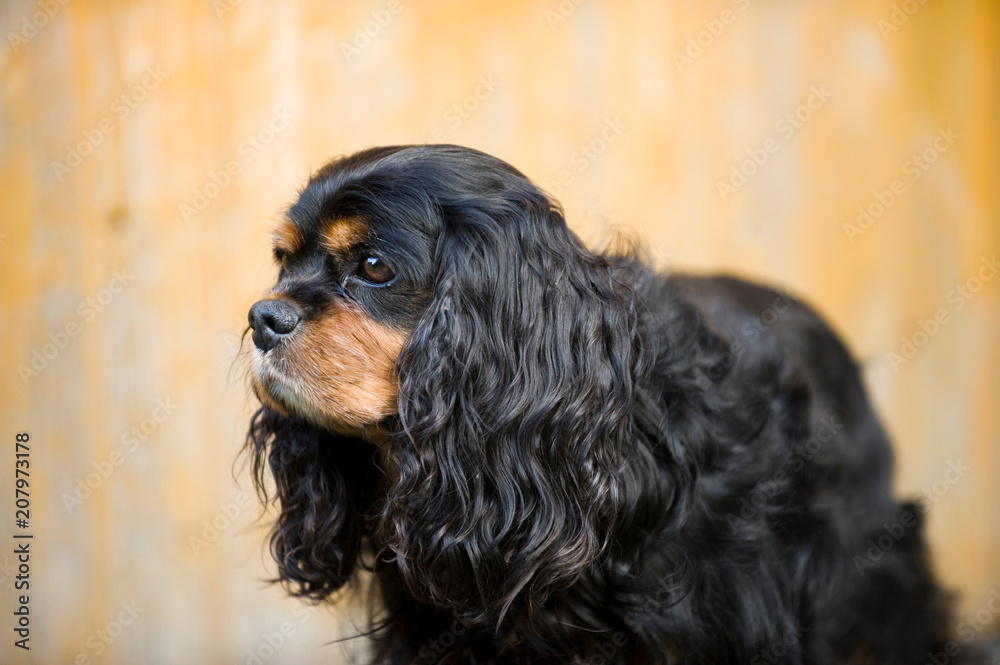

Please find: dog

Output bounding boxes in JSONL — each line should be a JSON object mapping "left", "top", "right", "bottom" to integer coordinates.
{"left": 245, "top": 144, "right": 963, "bottom": 664}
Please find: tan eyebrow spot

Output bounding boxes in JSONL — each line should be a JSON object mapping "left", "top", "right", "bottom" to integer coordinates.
{"left": 320, "top": 217, "right": 367, "bottom": 255}
{"left": 271, "top": 220, "right": 302, "bottom": 255}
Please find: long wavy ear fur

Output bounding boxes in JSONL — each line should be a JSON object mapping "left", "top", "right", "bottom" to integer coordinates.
{"left": 382, "top": 184, "right": 644, "bottom": 626}
{"left": 246, "top": 406, "right": 378, "bottom": 601}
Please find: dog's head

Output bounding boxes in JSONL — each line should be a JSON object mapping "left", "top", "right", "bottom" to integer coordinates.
{"left": 247, "top": 146, "right": 438, "bottom": 439}
{"left": 246, "top": 145, "right": 647, "bottom": 625}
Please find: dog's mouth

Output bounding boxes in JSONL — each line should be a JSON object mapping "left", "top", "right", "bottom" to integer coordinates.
{"left": 250, "top": 357, "right": 316, "bottom": 419}
{"left": 250, "top": 364, "right": 295, "bottom": 417}
{"left": 249, "top": 344, "right": 398, "bottom": 441}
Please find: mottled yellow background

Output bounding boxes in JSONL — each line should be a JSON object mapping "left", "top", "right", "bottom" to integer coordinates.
{"left": 0, "top": 1, "right": 997, "bottom": 663}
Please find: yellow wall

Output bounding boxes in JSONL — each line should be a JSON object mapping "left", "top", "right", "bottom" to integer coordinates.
{"left": 0, "top": 1, "right": 997, "bottom": 663}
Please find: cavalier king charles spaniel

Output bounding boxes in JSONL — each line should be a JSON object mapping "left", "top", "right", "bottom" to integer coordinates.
{"left": 245, "top": 144, "right": 965, "bottom": 664}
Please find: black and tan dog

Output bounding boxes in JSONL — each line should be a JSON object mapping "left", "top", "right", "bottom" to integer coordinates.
{"left": 245, "top": 144, "right": 968, "bottom": 664}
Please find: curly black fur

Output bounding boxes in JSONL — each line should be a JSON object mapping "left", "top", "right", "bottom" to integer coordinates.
{"left": 245, "top": 145, "right": 965, "bottom": 664}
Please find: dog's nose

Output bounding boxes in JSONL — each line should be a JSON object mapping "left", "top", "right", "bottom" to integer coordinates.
{"left": 248, "top": 300, "right": 301, "bottom": 352}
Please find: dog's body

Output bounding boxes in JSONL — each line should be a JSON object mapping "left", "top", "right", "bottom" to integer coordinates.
{"left": 246, "top": 145, "right": 958, "bottom": 664}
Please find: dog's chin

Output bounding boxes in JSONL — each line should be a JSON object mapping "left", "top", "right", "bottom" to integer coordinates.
{"left": 251, "top": 367, "right": 391, "bottom": 443}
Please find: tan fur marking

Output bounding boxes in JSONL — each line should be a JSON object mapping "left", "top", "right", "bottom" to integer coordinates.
{"left": 250, "top": 300, "right": 405, "bottom": 436}
{"left": 320, "top": 218, "right": 367, "bottom": 255}
{"left": 271, "top": 221, "right": 303, "bottom": 256}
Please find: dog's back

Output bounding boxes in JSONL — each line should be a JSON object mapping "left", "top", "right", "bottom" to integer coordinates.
{"left": 661, "top": 272, "right": 956, "bottom": 663}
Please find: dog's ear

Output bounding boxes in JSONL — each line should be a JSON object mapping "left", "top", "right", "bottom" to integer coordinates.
{"left": 383, "top": 188, "right": 644, "bottom": 625}
{"left": 246, "top": 406, "right": 377, "bottom": 601}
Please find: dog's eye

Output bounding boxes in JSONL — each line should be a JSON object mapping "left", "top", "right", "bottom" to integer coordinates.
{"left": 358, "top": 256, "right": 396, "bottom": 285}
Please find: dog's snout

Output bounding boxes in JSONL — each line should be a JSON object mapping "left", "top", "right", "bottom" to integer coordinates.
{"left": 249, "top": 299, "right": 301, "bottom": 352}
